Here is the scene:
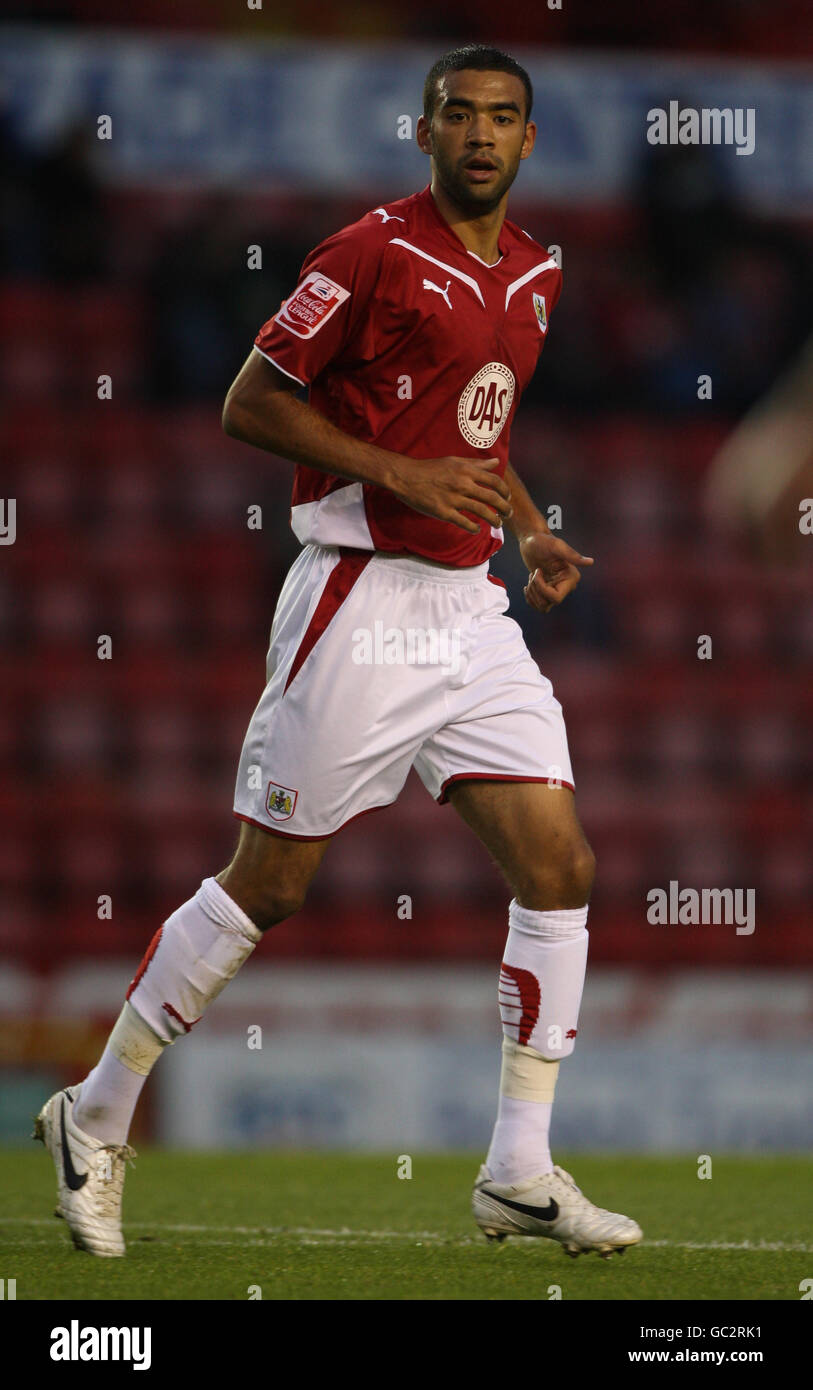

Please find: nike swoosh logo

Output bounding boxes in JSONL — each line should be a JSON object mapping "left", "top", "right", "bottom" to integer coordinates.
{"left": 60, "top": 1094, "right": 87, "bottom": 1191}
{"left": 484, "top": 1189, "right": 559, "bottom": 1222}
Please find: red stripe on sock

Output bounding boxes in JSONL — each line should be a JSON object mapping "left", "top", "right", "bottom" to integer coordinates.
{"left": 499, "top": 962, "right": 541, "bottom": 1046}
{"left": 126, "top": 926, "right": 164, "bottom": 1000}
{"left": 161, "top": 1002, "right": 201, "bottom": 1033}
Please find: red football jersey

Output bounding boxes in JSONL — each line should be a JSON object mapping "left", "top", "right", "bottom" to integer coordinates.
{"left": 254, "top": 185, "right": 561, "bottom": 567}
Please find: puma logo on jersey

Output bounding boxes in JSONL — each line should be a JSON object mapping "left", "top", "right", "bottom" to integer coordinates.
{"left": 423, "top": 277, "right": 453, "bottom": 310}
{"left": 372, "top": 207, "right": 405, "bottom": 223}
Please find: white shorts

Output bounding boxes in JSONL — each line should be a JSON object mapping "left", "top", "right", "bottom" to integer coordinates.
{"left": 233, "top": 543, "right": 574, "bottom": 840}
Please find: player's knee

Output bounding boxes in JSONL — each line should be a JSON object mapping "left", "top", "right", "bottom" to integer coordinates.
{"left": 250, "top": 881, "right": 309, "bottom": 932}
{"left": 568, "top": 843, "right": 596, "bottom": 901}
{"left": 220, "top": 875, "right": 310, "bottom": 934}
{"left": 519, "top": 840, "right": 596, "bottom": 908}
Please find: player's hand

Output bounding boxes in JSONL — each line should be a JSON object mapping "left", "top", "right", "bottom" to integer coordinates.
{"left": 388, "top": 456, "right": 512, "bottom": 534}
{"left": 519, "top": 531, "right": 594, "bottom": 612}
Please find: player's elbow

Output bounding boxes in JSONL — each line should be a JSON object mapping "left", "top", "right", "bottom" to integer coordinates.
{"left": 222, "top": 390, "right": 250, "bottom": 441}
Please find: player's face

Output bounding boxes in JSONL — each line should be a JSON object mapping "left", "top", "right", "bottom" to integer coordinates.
{"left": 418, "top": 70, "right": 536, "bottom": 214}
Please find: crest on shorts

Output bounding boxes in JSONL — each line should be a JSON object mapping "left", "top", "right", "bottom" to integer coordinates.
{"left": 266, "top": 781, "right": 298, "bottom": 821}
{"left": 532, "top": 292, "right": 547, "bottom": 333}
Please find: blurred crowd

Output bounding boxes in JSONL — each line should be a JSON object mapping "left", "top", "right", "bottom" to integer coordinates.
{"left": 7, "top": 0, "right": 813, "bottom": 58}
{"left": 1, "top": 21, "right": 811, "bottom": 966}
{"left": 2, "top": 107, "right": 811, "bottom": 419}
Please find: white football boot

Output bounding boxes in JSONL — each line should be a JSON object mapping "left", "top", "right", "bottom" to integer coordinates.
{"left": 472, "top": 1163, "right": 642, "bottom": 1258}
{"left": 33, "top": 1082, "right": 136, "bottom": 1257}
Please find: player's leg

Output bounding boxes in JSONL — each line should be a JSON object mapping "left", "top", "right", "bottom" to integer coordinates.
{"left": 36, "top": 544, "right": 440, "bottom": 1256}
{"left": 447, "top": 777, "right": 641, "bottom": 1255}
{"left": 34, "top": 824, "right": 329, "bottom": 1256}
{"left": 448, "top": 778, "right": 592, "bottom": 1175}
{"left": 217, "top": 818, "right": 332, "bottom": 929}
{"left": 447, "top": 776, "right": 595, "bottom": 908}
{"left": 412, "top": 562, "right": 639, "bottom": 1252}
{"left": 78, "top": 821, "right": 330, "bottom": 1134}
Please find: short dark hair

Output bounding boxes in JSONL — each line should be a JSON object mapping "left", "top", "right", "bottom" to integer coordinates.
{"left": 423, "top": 44, "right": 533, "bottom": 123}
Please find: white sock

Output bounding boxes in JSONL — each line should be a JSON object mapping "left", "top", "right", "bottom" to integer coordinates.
{"left": 74, "top": 877, "right": 261, "bottom": 1143}
{"left": 488, "top": 1094, "right": 555, "bottom": 1184}
{"left": 125, "top": 875, "right": 262, "bottom": 1042}
{"left": 487, "top": 901, "right": 589, "bottom": 1184}
{"left": 73, "top": 1034, "right": 155, "bottom": 1146}
{"left": 499, "top": 900, "right": 588, "bottom": 1057}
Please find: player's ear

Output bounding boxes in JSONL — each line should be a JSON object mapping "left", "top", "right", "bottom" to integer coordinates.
{"left": 416, "top": 115, "right": 432, "bottom": 156}
{"left": 520, "top": 121, "right": 537, "bottom": 160}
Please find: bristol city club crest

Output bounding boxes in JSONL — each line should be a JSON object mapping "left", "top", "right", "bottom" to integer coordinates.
{"left": 532, "top": 292, "right": 547, "bottom": 333}
{"left": 457, "top": 362, "right": 516, "bottom": 449}
{"left": 266, "top": 781, "right": 298, "bottom": 821}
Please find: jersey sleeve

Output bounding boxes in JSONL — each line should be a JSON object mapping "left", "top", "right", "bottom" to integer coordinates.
{"left": 253, "top": 222, "right": 382, "bottom": 387}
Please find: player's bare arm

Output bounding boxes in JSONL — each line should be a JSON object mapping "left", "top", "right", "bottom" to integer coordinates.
{"left": 223, "top": 350, "right": 512, "bottom": 535}
{"left": 504, "top": 462, "right": 594, "bottom": 612}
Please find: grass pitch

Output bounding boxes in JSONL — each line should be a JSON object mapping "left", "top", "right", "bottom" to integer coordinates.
{"left": 2, "top": 1150, "right": 811, "bottom": 1300}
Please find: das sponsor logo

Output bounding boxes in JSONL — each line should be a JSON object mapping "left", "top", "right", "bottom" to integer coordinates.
{"left": 277, "top": 272, "right": 350, "bottom": 339}
{"left": 457, "top": 362, "right": 515, "bottom": 448}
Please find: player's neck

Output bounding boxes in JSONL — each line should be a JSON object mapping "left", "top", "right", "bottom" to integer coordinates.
{"left": 429, "top": 179, "right": 506, "bottom": 266}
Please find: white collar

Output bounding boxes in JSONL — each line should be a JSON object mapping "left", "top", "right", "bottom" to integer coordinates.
{"left": 467, "top": 250, "right": 503, "bottom": 268}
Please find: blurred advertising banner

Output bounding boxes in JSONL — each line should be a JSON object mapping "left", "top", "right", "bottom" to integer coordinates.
{"left": 7, "top": 961, "right": 805, "bottom": 1152}
{"left": 156, "top": 1032, "right": 811, "bottom": 1154}
{"left": 2, "top": 28, "right": 812, "bottom": 210}
{"left": 151, "top": 966, "right": 811, "bottom": 1152}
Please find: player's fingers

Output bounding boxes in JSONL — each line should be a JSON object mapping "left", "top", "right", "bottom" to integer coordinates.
{"left": 478, "top": 473, "right": 512, "bottom": 501}
{"left": 445, "top": 508, "right": 481, "bottom": 534}
{"left": 527, "top": 570, "right": 564, "bottom": 605}
{"left": 464, "top": 483, "right": 513, "bottom": 518}
{"left": 524, "top": 580, "right": 552, "bottom": 613}
{"left": 464, "top": 461, "right": 511, "bottom": 499}
{"left": 551, "top": 538, "right": 594, "bottom": 566}
{"left": 533, "top": 564, "right": 582, "bottom": 602}
{"left": 550, "top": 565, "right": 581, "bottom": 590}
{"left": 456, "top": 496, "right": 509, "bottom": 527}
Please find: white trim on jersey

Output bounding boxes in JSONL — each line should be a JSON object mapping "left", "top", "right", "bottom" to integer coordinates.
{"left": 389, "top": 238, "right": 486, "bottom": 307}
{"left": 290, "top": 482, "right": 374, "bottom": 550}
{"left": 504, "top": 258, "right": 559, "bottom": 311}
{"left": 468, "top": 250, "right": 504, "bottom": 268}
{"left": 253, "top": 344, "right": 306, "bottom": 387}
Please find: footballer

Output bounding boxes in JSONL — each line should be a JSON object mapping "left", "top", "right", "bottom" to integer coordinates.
{"left": 36, "top": 44, "right": 642, "bottom": 1260}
